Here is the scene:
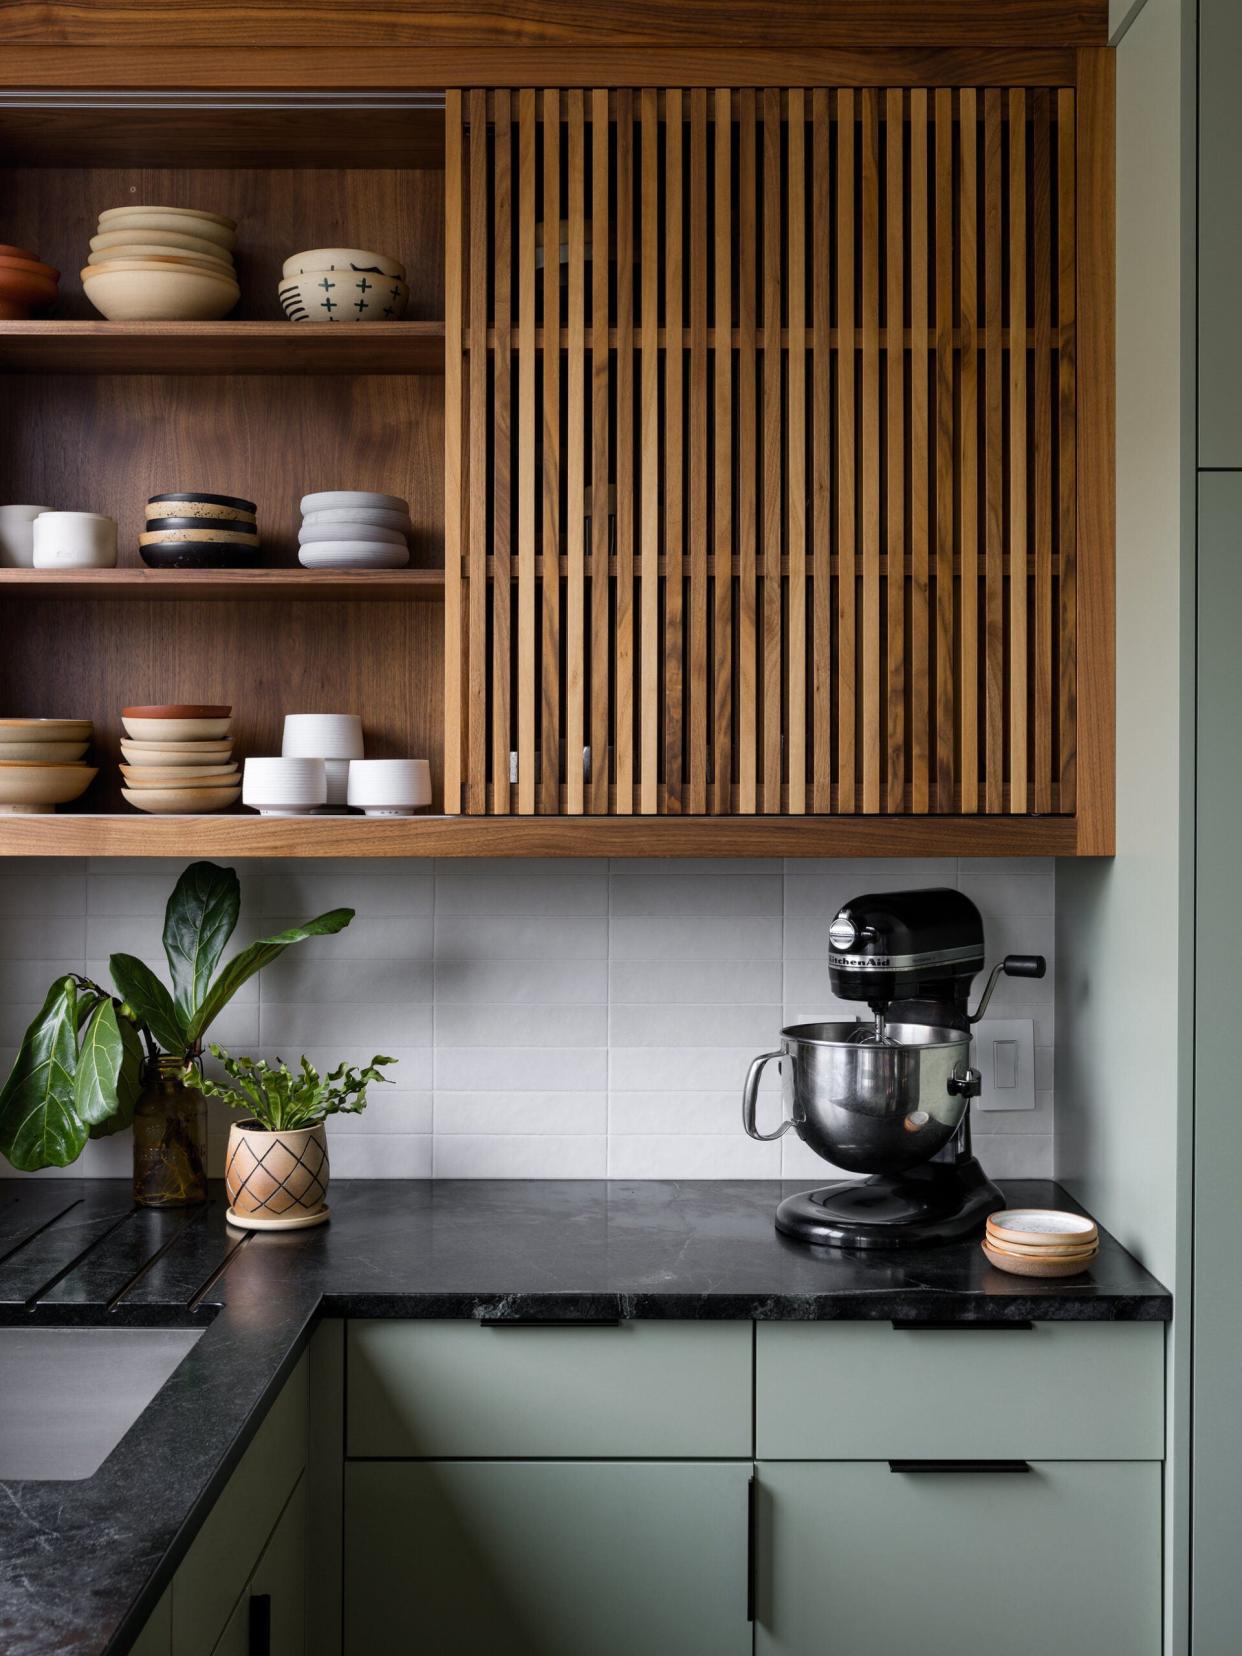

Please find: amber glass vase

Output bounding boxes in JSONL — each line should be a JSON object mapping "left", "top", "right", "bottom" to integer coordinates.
{"left": 132, "top": 1055, "right": 208, "bottom": 1208}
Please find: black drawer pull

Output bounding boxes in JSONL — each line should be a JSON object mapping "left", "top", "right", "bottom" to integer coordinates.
{"left": 889, "top": 1320, "right": 1035, "bottom": 1332}
{"left": 248, "top": 1593, "right": 272, "bottom": 1656}
{"left": 888, "top": 1459, "right": 1032, "bottom": 1475}
{"left": 478, "top": 1317, "right": 622, "bottom": 1329}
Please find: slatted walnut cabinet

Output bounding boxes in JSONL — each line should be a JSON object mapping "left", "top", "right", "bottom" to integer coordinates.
{"left": 0, "top": 1, "right": 1115, "bottom": 858}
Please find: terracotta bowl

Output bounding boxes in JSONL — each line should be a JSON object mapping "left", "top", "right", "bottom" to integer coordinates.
{"left": 82, "top": 265, "right": 239, "bottom": 322}
{"left": 122, "top": 703, "right": 231, "bottom": 718}
{"left": 122, "top": 716, "right": 233, "bottom": 742}
{"left": 0, "top": 242, "right": 43, "bottom": 263}
{"left": 0, "top": 762, "right": 97, "bottom": 812}
{"left": 0, "top": 266, "right": 58, "bottom": 307}
{"left": 225, "top": 1119, "right": 329, "bottom": 1220}
{"left": 0, "top": 252, "right": 59, "bottom": 281}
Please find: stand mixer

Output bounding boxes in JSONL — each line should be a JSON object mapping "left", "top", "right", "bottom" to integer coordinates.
{"left": 742, "top": 887, "right": 1046, "bottom": 1248}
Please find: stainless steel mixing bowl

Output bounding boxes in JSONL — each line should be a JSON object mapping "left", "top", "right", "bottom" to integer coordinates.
{"left": 741, "top": 1020, "right": 976, "bottom": 1174}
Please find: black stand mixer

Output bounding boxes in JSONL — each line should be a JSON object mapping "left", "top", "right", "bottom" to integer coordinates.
{"left": 742, "top": 887, "right": 1046, "bottom": 1248}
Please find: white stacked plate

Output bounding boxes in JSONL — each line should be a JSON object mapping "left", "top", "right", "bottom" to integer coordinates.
{"left": 298, "top": 490, "right": 412, "bottom": 571}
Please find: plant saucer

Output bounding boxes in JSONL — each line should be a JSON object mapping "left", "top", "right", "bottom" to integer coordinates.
{"left": 225, "top": 1206, "right": 330, "bottom": 1232}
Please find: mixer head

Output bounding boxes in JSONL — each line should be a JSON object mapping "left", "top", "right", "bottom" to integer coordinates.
{"left": 827, "top": 887, "right": 986, "bottom": 1018}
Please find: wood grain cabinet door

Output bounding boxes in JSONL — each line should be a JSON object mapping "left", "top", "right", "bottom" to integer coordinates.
{"left": 444, "top": 80, "right": 1106, "bottom": 827}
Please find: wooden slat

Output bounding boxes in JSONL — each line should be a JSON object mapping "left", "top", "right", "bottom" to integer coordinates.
{"left": 836, "top": 87, "right": 857, "bottom": 814}
{"left": 1008, "top": 86, "right": 1028, "bottom": 814}
{"left": 615, "top": 89, "right": 636, "bottom": 815}
{"left": 516, "top": 88, "right": 537, "bottom": 814}
{"left": 540, "top": 88, "right": 562, "bottom": 815}
{"left": 787, "top": 88, "right": 807, "bottom": 814}
{"left": 909, "top": 87, "right": 930, "bottom": 813}
{"left": 934, "top": 85, "right": 955, "bottom": 813}
{"left": 1058, "top": 84, "right": 1078, "bottom": 816}
{"left": 958, "top": 86, "right": 979, "bottom": 812}
{"left": 566, "top": 89, "right": 587, "bottom": 813}
{"left": 737, "top": 88, "right": 759, "bottom": 813}
{"left": 762, "top": 86, "right": 783, "bottom": 814}
{"left": 688, "top": 87, "right": 710, "bottom": 813}
{"left": 983, "top": 86, "right": 1004, "bottom": 814}
{"left": 712, "top": 86, "right": 734, "bottom": 815}
{"left": 491, "top": 89, "right": 513, "bottom": 816}
{"left": 860, "top": 87, "right": 881, "bottom": 814}
{"left": 590, "top": 86, "right": 611, "bottom": 811}
{"left": 664, "top": 86, "right": 685, "bottom": 812}
{"left": 639, "top": 87, "right": 660, "bottom": 814}
{"left": 444, "top": 90, "right": 465, "bottom": 815}
{"left": 810, "top": 88, "right": 832, "bottom": 814}
{"left": 1074, "top": 51, "right": 1113, "bottom": 852}
{"left": 467, "top": 87, "right": 489, "bottom": 813}
{"left": 1032, "top": 88, "right": 1053, "bottom": 814}
{"left": 885, "top": 86, "right": 905, "bottom": 813}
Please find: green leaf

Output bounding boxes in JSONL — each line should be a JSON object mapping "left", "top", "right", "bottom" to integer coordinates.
{"left": 186, "top": 908, "right": 354, "bottom": 1043}
{"left": 0, "top": 976, "right": 85, "bottom": 1170}
{"left": 162, "top": 862, "right": 240, "bottom": 1026}
{"left": 90, "top": 1015, "right": 143, "bottom": 1140}
{"left": 109, "top": 953, "right": 186, "bottom": 1056}
{"left": 73, "top": 996, "right": 126, "bottom": 1126}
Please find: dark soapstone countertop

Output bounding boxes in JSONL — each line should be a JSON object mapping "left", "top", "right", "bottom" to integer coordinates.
{"left": 0, "top": 1177, "right": 1170, "bottom": 1656}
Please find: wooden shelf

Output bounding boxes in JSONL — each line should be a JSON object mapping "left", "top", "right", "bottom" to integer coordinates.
{"left": 0, "top": 568, "right": 445, "bottom": 601}
{"left": 0, "top": 321, "right": 446, "bottom": 375}
{"left": 0, "top": 813, "right": 1079, "bottom": 859}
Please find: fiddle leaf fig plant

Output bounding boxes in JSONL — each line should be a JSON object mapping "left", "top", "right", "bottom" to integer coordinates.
{"left": 189, "top": 1045, "right": 396, "bottom": 1132}
{"left": 0, "top": 861, "right": 354, "bottom": 1172}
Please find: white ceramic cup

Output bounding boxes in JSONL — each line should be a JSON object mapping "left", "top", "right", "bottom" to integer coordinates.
{"left": 281, "top": 713, "right": 364, "bottom": 760}
{"left": 242, "top": 756, "right": 326, "bottom": 816}
{"left": 346, "top": 758, "right": 431, "bottom": 817}
{"left": 0, "top": 504, "right": 53, "bottom": 567}
{"left": 32, "top": 511, "right": 118, "bottom": 569}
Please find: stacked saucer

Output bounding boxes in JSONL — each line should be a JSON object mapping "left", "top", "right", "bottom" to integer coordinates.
{"left": 84, "top": 205, "right": 239, "bottom": 321}
{"left": 981, "top": 1209, "right": 1100, "bottom": 1279}
{"left": 140, "top": 492, "right": 260, "bottom": 569}
{"left": 298, "top": 490, "right": 411, "bottom": 570}
{"left": 0, "top": 718, "right": 96, "bottom": 813}
{"left": 119, "top": 704, "right": 239, "bottom": 813}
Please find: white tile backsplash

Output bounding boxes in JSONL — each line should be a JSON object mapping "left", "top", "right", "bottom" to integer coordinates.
{"left": 0, "top": 856, "right": 1055, "bottom": 1180}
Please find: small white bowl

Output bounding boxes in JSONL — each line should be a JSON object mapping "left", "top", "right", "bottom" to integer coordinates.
{"left": 281, "top": 247, "right": 405, "bottom": 280}
{"left": 32, "top": 511, "right": 118, "bottom": 569}
{"left": 301, "top": 505, "right": 413, "bottom": 532}
{"left": 301, "top": 490, "right": 408, "bottom": 515}
{"left": 297, "top": 522, "right": 406, "bottom": 546}
{"left": 347, "top": 758, "right": 431, "bottom": 816}
{"left": 281, "top": 713, "right": 364, "bottom": 760}
{"left": 0, "top": 504, "right": 53, "bottom": 568}
{"left": 278, "top": 271, "right": 407, "bottom": 322}
{"left": 298, "top": 542, "right": 409, "bottom": 570}
{"left": 242, "top": 756, "right": 326, "bottom": 816}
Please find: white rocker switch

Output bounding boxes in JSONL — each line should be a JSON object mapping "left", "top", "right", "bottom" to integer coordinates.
{"left": 974, "top": 1018, "right": 1036, "bottom": 1112}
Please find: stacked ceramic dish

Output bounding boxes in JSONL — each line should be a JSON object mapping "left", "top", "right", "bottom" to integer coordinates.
{"left": 83, "top": 206, "right": 239, "bottom": 321}
{"left": 278, "top": 247, "right": 408, "bottom": 322}
{"left": 0, "top": 243, "right": 59, "bottom": 319}
{"left": 282, "top": 713, "right": 363, "bottom": 808}
{"left": 981, "top": 1209, "right": 1100, "bottom": 1279}
{"left": 140, "top": 492, "right": 260, "bottom": 569}
{"left": 0, "top": 718, "right": 96, "bottom": 813}
{"left": 347, "top": 759, "right": 431, "bottom": 817}
{"left": 242, "top": 757, "right": 328, "bottom": 817}
{"left": 119, "top": 705, "right": 239, "bottom": 813}
{"left": 298, "top": 490, "right": 411, "bottom": 570}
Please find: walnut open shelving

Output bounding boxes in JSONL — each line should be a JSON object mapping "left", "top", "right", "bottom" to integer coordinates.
{"left": 0, "top": 568, "right": 446, "bottom": 601}
{"left": 0, "top": 321, "right": 446, "bottom": 375}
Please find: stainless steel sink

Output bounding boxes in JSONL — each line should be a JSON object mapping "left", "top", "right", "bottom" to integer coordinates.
{"left": 0, "top": 1327, "right": 203, "bottom": 1480}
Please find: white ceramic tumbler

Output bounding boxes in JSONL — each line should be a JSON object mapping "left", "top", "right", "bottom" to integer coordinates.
{"left": 32, "top": 511, "right": 118, "bottom": 569}
{"left": 346, "top": 758, "right": 431, "bottom": 817}
{"left": 0, "top": 504, "right": 52, "bottom": 568}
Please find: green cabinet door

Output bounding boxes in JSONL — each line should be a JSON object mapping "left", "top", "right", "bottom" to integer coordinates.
{"left": 345, "top": 1460, "right": 752, "bottom": 1656}
{"left": 756, "top": 1461, "right": 1160, "bottom": 1656}
{"left": 129, "top": 1588, "right": 171, "bottom": 1656}
{"left": 210, "top": 1473, "right": 308, "bottom": 1656}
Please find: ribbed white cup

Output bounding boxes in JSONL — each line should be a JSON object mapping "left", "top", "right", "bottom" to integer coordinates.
{"left": 281, "top": 713, "right": 364, "bottom": 760}
{"left": 242, "top": 756, "right": 326, "bottom": 815}
{"left": 346, "top": 758, "right": 431, "bottom": 816}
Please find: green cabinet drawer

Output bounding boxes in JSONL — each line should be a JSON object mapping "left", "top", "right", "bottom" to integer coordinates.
{"left": 345, "top": 1460, "right": 752, "bottom": 1656}
{"left": 129, "top": 1587, "right": 171, "bottom": 1656}
{"left": 756, "top": 1322, "right": 1163, "bottom": 1460}
{"left": 347, "top": 1319, "right": 752, "bottom": 1458}
{"left": 210, "top": 1474, "right": 308, "bottom": 1656}
{"left": 756, "top": 1460, "right": 1160, "bottom": 1656}
{"left": 173, "top": 1355, "right": 309, "bottom": 1656}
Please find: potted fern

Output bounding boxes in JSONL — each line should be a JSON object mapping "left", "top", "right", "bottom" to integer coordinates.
{"left": 0, "top": 861, "right": 354, "bottom": 1207}
{"left": 188, "top": 1046, "right": 394, "bottom": 1229}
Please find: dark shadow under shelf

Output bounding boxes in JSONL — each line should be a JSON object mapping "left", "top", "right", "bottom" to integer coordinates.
{"left": 0, "top": 320, "right": 446, "bottom": 374}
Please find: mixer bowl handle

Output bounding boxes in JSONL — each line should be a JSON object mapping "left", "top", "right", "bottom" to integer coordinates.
{"left": 742, "top": 1050, "right": 794, "bottom": 1141}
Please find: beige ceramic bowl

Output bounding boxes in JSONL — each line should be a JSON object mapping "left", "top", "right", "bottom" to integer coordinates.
{"left": 99, "top": 203, "right": 235, "bottom": 228}
{"left": 281, "top": 247, "right": 404, "bottom": 280}
{"left": 120, "top": 740, "right": 234, "bottom": 764}
{"left": 95, "top": 211, "right": 236, "bottom": 250}
{"left": 137, "top": 527, "right": 259, "bottom": 546}
{"left": 0, "top": 762, "right": 98, "bottom": 812}
{"left": 91, "top": 226, "right": 234, "bottom": 259}
{"left": 0, "top": 740, "right": 89, "bottom": 761}
{"left": 122, "top": 784, "right": 240, "bottom": 814}
{"left": 83, "top": 265, "right": 239, "bottom": 322}
{"left": 143, "top": 501, "right": 254, "bottom": 524}
{"left": 122, "top": 716, "right": 233, "bottom": 742}
{"left": 278, "top": 271, "right": 408, "bottom": 322}
{"left": 87, "top": 247, "right": 234, "bottom": 274}
{"left": 120, "top": 764, "right": 240, "bottom": 784}
{"left": 0, "top": 718, "right": 93, "bottom": 743}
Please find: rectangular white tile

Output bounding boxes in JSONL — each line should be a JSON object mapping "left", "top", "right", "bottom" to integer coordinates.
{"left": 434, "top": 914, "right": 608, "bottom": 961}
{"left": 434, "top": 958, "right": 607, "bottom": 1005}
{"left": 609, "top": 959, "right": 782, "bottom": 1005}
{"left": 609, "top": 916, "right": 783, "bottom": 962}
{"left": 610, "top": 1091, "right": 752, "bottom": 1135}
{"left": 261, "top": 913, "right": 434, "bottom": 961}
{"left": 435, "top": 1091, "right": 607, "bottom": 1135}
{"left": 779, "top": 1135, "right": 856, "bottom": 1181}
{"left": 0, "top": 914, "right": 86, "bottom": 960}
{"left": 607, "top": 1135, "right": 782, "bottom": 1178}
{"left": 258, "top": 1002, "right": 433, "bottom": 1048}
{"left": 435, "top": 868, "right": 607, "bottom": 915}
{"left": 257, "top": 869, "right": 433, "bottom": 917}
{"left": 327, "top": 1133, "right": 433, "bottom": 1179}
{"left": 0, "top": 960, "right": 87, "bottom": 1001}
{"left": 433, "top": 1134, "right": 607, "bottom": 1178}
{"left": 326, "top": 1090, "right": 433, "bottom": 1135}
{"left": 435, "top": 1005, "right": 606, "bottom": 1048}
{"left": 608, "top": 1003, "right": 781, "bottom": 1048}
{"left": 610, "top": 870, "right": 782, "bottom": 916}
{"left": 260, "top": 955, "right": 433, "bottom": 1005}
{"left": 609, "top": 1046, "right": 775, "bottom": 1092}
{"left": 434, "top": 1047, "right": 608, "bottom": 1092}
{"left": 973, "top": 1133, "right": 1054, "bottom": 1179}
{"left": 0, "top": 867, "right": 85, "bottom": 916}
{"left": 610, "top": 857, "right": 782, "bottom": 878}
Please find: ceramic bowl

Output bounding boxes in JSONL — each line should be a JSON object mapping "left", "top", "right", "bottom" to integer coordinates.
{"left": 242, "top": 756, "right": 327, "bottom": 816}
{"left": 0, "top": 718, "right": 93, "bottom": 743}
{"left": 33, "top": 511, "right": 118, "bottom": 570}
{"left": 281, "top": 713, "right": 364, "bottom": 760}
{"left": 138, "top": 526, "right": 259, "bottom": 546}
{"left": 301, "top": 490, "right": 408, "bottom": 515}
{"left": 0, "top": 252, "right": 58, "bottom": 282}
{"left": 297, "top": 522, "right": 406, "bottom": 546}
{"left": 90, "top": 225, "right": 233, "bottom": 258}
{"left": 146, "top": 492, "right": 256, "bottom": 519}
{"left": 281, "top": 247, "right": 405, "bottom": 280}
{"left": 120, "top": 739, "right": 233, "bottom": 765}
{"left": 981, "top": 1241, "right": 1097, "bottom": 1279}
{"left": 82, "top": 265, "right": 239, "bottom": 322}
{"left": 121, "top": 766, "right": 240, "bottom": 786}
{"left": 0, "top": 266, "right": 57, "bottom": 310}
{"left": 986, "top": 1210, "right": 1099, "bottom": 1248}
{"left": 278, "top": 271, "right": 408, "bottom": 322}
{"left": 0, "top": 762, "right": 98, "bottom": 813}
{"left": 87, "top": 248, "right": 235, "bottom": 277}
{"left": 298, "top": 542, "right": 409, "bottom": 570}
{"left": 122, "top": 710, "right": 233, "bottom": 742}
{"left": 301, "top": 504, "right": 413, "bottom": 532}
{"left": 145, "top": 515, "right": 258, "bottom": 535}
{"left": 94, "top": 211, "right": 236, "bottom": 251}
{"left": 99, "top": 203, "right": 235, "bottom": 229}
{"left": 140, "top": 544, "right": 263, "bottom": 570}
{"left": 0, "top": 504, "right": 53, "bottom": 568}
{"left": 346, "top": 758, "right": 431, "bottom": 816}
{"left": 0, "top": 243, "right": 43, "bottom": 263}
{"left": 122, "top": 784, "right": 240, "bottom": 814}
{"left": 0, "top": 740, "right": 88, "bottom": 762}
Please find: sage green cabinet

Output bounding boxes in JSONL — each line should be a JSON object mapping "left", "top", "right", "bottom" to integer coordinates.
{"left": 755, "top": 1460, "right": 1161, "bottom": 1656}
{"left": 211, "top": 1474, "right": 308, "bottom": 1656}
{"left": 1200, "top": 0, "right": 1242, "bottom": 466}
{"left": 344, "top": 1459, "right": 752, "bottom": 1656}
{"left": 129, "top": 1588, "right": 171, "bottom": 1656}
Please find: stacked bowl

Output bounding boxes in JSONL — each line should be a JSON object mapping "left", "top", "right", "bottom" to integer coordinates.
{"left": 242, "top": 757, "right": 327, "bottom": 817}
{"left": 282, "top": 713, "right": 363, "bottom": 808}
{"left": 981, "top": 1209, "right": 1100, "bottom": 1279}
{"left": 0, "top": 718, "right": 96, "bottom": 813}
{"left": 84, "top": 205, "right": 239, "bottom": 321}
{"left": 278, "top": 247, "right": 407, "bottom": 322}
{"left": 298, "top": 490, "right": 411, "bottom": 571}
{"left": 120, "top": 705, "right": 239, "bottom": 813}
{"left": 140, "top": 491, "right": 260, "bottom": 569}
{"left": 0, "top": 243, "right": 59, "bottom": 319}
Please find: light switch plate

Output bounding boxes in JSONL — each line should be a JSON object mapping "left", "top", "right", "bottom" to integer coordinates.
{"left": 973, "top": 1018, "right": 1036, "bottom": 1112}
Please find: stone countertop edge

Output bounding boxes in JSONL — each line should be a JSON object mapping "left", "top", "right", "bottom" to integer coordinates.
{"left": 0, "top": 1177, "right": 1171, "bottom": 1656}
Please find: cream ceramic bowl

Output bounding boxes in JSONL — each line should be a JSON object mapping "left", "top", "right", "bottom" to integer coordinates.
{"left": 90, "top": 226, "right": 233, "bottom": 258}
{"left": 87, "top": 247, "right": 234, "bottom": 274}
{"left": 0, "top": 740, "right": 88, "bottom": 762}
{"left": 0, "top": 718, "right": 93, "bottom": 743}
{"left": 0, "top": 504, "right": 53, "bottom": 567}
{"left": 0, "top": 762, "right": 98, "bottom": 812}
{"left": 278, "top": 271, "right": 408, "bottom": 322}
{"left": 281, "top": 247, "right": 405, "bottom": 280}
{"left": 122, "top": 785, "right": 240, "bottom": 814}
{"left": 95, "top": 211, "right": 236, "bottom": 250}
{"left": 120, "top": 740, "right": 234, "bottom": 765}
{"left": 301, "top": 505, "right": 413, "bottom": 531}
{"left": 301, "top": 490, "right": 408, "bottom": 514}
{"left": 99, "top": 203, "right": 235, "bottom": 229}
{"left": 83, "top": 265, "right": 239, "bottom": 322}
{"left": 297, "top": 522, "right": 405, "bottom": 546}
{"left": 121, "top": 768, "right": 240, "bottom": 787}
{"left": 122, "top": 716, "right": 233, "bottom": 742}
{"left": 33, "top": 511, "right": 118, "bottom": 569}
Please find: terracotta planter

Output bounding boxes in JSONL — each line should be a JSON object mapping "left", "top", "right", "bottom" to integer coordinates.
{"left": 225, "top": 1119, "right": 329, "bottom": 1225}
